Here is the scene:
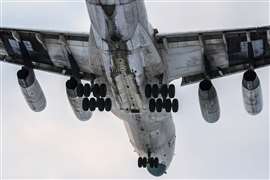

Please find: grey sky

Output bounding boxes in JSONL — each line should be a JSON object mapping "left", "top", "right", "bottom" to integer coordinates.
{"left": 1, "top": 0, "right": 269, "bottom": 178}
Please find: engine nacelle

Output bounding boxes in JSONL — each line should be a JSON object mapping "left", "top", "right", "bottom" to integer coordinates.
{"left": 17, "top": 67, "right": 46, "bottom": 112}
{"left": 198, "top": 79, "right": 220, "bottom": 123}
{"left": 66, "top": 78, "right": 92, "bottom": 121}
{"left": 242, "top": 70, "right": 263, "bottom": 115}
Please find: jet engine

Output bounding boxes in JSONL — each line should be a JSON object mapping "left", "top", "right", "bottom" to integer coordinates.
{"left": 242, "top": 69, "right": 263, "bottom": 115}
{"left": 66, "top": 78, "right": 92, "bottom": 121}
{"left": 17, "top": 67, "right": 46, "bottom": 112}
{"left": 198, "top": 79, "right": 220, "bottom": 123}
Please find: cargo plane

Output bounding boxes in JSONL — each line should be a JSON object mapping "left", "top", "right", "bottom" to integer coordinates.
{"left": 0, "top": 0, "right": 269, "bottom": 176}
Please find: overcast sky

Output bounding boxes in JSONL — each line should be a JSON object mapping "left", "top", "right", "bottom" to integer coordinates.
{"left": 1, "top": 0, "right": 269, "bottom": 179}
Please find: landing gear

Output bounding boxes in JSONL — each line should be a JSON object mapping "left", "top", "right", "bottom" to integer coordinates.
{"left": 145, "top": 84, "right": 176, "bottom": 99}
{"left": 82, "top": 97, "right": 112, "bottom": 112}
{"left": 148, "top": 98, "right": 178, "bottom": 113}
{"left": 138, "top": 157, "right": 159, "bottom": 168}
{"left": 68, "top": 80, "right": 112, "bottom": 112}
{"left": 145, "top": 84, "right": 179, "bottom": 113}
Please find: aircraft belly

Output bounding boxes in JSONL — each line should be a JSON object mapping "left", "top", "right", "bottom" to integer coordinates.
{"left": 122, "top": 112, "right": 176, "bottom": 167}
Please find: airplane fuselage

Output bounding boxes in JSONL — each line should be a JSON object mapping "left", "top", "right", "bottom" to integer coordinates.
{"left": 86, "top": 0, "right": 176, "bottom": 176}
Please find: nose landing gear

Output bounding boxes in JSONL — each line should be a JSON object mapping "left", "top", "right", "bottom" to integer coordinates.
{"left": 138, "top": 157, "right": 159, "bottom": 168}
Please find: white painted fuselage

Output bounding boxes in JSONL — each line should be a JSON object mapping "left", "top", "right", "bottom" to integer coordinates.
{"left": 85, "top": 0, "right": 176, "bottom": 176}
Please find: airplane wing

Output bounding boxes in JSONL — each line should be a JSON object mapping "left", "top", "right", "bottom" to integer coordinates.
{"left": 0, "top": 27, "right": 96, "bottom": 80}
{"left": 156, "top": 26, "right": 270, "bottom": 85}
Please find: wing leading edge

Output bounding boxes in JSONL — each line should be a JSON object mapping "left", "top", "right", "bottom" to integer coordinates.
{"left": 156, "top": 26, "right": 270, "bottom": 85}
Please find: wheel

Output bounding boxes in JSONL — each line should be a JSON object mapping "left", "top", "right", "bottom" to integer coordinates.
{"left": 152, "top": 84, "right": 159, "bottom": 98}
{"left": 99, "top": 84, "right": 107, "bottom": 97}
{"left": 149, "top": 99, "right": 156, "bottom": 112}
{"left": 149, "top": 157, "right": 154, "bottom": 168}
{"left": 66, "top": 77, "right": 77, "bottom": 90}
{"left": 154, "top": 157, "right": 159, "bottom": 168}
{"left": 156, "top": 98, "right": 163, "bottom": 112}
{"left": 92, "top": 84, "right": 100, "bottom": 97}
{"left": 138, "top": 157, "right": 143, "bottom": 168}
{"left": 82, "top": 98, "right": 89, "bottom": 111}
{"left": 89, "top": 98, "right": 96, "bottom": 111}
{"left": 97, "top": 98, "right": 105, "bottom": 111}
{"left": 142, "top": 157, "right": 147, "bottom": 168}
{"left": 145, "top": 84, "right": 152, "bottom": 98}
{"left": 76, "top": 83, "right": 84, "bottom": 97}
{"left": 105, "top": 98, "right": 112, "bottom": 111}
{"left": 84, "top": 83, "right": 91, "bottom": 97}
{"left": 165, "top": 99, "right": 172, "bottom": 112}
{"left": 168, "top": 84, "right": 175, "bottom": 98}
{"left": 160, "top": 84, "right": 168, "bottom": 98}
{"left": 172, "top": 99, "right": 179, "bottom": 112}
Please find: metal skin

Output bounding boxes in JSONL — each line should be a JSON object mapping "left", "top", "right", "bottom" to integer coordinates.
{"left": 17, "top": 67, "right": 46, "bottom": 112}
{"left": 242, "top": 70, "right": 263, "bottom": 115}
{"left": 86, "top": 0, "right": 175, "bottom": 176}
{"left": 198, "top": 79, "right": 220, "bottom": 123}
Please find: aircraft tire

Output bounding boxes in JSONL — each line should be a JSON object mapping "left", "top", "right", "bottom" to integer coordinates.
{"left": 149, "top": 157, "right": 154, "bottom": 168}
{"left": 168, "top": 84, "right": 175, "bottom": 98}
{"left": 142, "top": 157, "right": 147, "bottom": 168}
{"left": 152, "top": 84, "right": 159, "bottom": 98}
{"left": 145, "top": 84, "right": 152, "bottom": 98}
{"left": 160, "top": 84, "right": 168, "bottom": 98}
{"left": 84, "top": 83, "right": 91, "bottom": 97}
{"left": 105, "top": 98, "right": 112, "bottom": 111}
{"left": 100, "top": 84, "right": 107, "bottom": 97}
{"left": 93, "top": 84, "right": 100, "bottom": 97}
{"left": 172, "top": 99, "right": 179, "bottom": 112}
{"left": 89, "top": 98, "right": 96, "bottom": 111}
{"left": 82, "top": 98, "right": 89, "bottom": 111}
{"left": 138, "top": 157, "right": 143, "bottom": 168}
{"left": 156, "top": 99, "right": 163, "bottom": 112}
{"left": 154, "top": 157, "right": 159, "bottom": 168}
{"left": 97, "top": 98, "right": 105, "bottom": 111}
{"left": 66, "top": 77, "right": 77, "bottom": 90}
{"left": 77, "top": 83, "right": 84, "bottom": 97}
{"left": 149, "top": 99, "right": 156, "bottom": 112}
{"left": 165, "top": 99, "right": 172, "bottom": 112}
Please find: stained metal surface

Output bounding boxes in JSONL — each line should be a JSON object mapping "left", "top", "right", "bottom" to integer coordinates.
{"left": 156, "top": 26, "right": 270, "bottom": 85}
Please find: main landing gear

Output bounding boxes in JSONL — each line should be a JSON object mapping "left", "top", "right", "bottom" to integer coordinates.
{"left": 145, "top": 84, "right": 179, "bottom": 113}
{"left": 138, "top": 157, "right": 159, "bottom": 168}
{"left": 66, "top": 78, "right": 112, "bottom": 112}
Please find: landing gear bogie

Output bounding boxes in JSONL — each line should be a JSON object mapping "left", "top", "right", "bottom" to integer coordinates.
{"left": 148, "top": 98, "right": 179, "bottom": 113}
{"left": 145, "top": 83, "right": 179, "bottom": 113}
{"left": 144, "top": 83, "right": 176, "bottom": 99}
{"left": 138, "top": 156, "right": 159, "bottom": 169}
{"left": 82, "top": 97, "right": 112, "bottom": 112}
{"left": 67, "top": 80, "right": 112, "bottom": 112}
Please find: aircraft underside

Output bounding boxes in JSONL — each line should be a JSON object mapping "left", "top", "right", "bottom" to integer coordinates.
{"left": 0, "top": 0, "right": 269, "bottom": 177}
